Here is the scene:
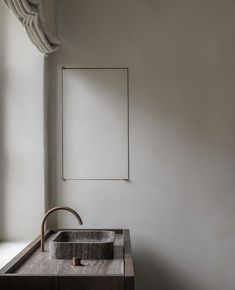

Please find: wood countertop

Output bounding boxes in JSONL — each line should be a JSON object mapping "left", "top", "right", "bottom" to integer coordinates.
{"left": 15, "top": 232, "right": 124, "bottom": 276}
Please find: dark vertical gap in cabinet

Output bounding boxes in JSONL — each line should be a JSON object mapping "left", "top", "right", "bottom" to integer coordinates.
{"left": 57, "top": 275, "right": 60, "bottom": 290}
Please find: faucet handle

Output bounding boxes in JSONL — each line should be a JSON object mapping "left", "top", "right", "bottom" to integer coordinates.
{"left": 72, "top": 257, "right": 83, "bottom": 266}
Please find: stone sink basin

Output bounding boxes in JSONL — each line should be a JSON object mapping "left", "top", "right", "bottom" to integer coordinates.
{"left": 49, "top": 230, "right": 115, "bottom": 260}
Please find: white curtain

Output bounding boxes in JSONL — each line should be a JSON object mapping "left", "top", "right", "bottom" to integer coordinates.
{"left": 2, "top": 0, "right": 60, "bottom": 54}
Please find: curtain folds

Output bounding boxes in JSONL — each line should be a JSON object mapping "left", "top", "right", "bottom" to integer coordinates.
{"left": 2, "top": 0, "right": 60, "bottom": 54}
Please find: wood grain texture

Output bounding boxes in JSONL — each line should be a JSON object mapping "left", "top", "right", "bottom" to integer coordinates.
{"left": 15, "top": 233, "right": 124, "bottom": 275}
{"left": 0, "top": 230, "right": 52, "bottom": 274}
{"left": 0, "top": 275, "right": 58, "bottom": 290}
{"left": 58, "top": 276, "right": 123, "bottom": 290}
{"left": 124, "top": 230, "right": 135, "bottom": 290}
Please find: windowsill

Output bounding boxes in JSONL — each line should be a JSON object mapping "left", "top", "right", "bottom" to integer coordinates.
{"left": 0, "top": 241, "right": 29, "bottom": 269}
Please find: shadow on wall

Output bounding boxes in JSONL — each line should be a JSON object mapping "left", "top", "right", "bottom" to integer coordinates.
{"left": 44, "top": 56, "right": 59, "bottom": 227}
{"left": 135, "top": 248, "right": 186, "bottom": 290}
{"left": 43, "top": 57, "right": 50, "bottom": 214}
{"left": 0, "top": 10, "right": 7, "bottom": 240}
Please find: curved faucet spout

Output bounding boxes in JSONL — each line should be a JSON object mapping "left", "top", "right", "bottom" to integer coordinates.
{"left": 41, "top": 206, "right": 83, "bottom": 252}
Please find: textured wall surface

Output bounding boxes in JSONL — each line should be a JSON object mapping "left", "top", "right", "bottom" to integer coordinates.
{"left": 0, "top": 2, "right": 44, "bottom": 241}
{"left": 47, "top": 1, "right": 235, "bottom": 289}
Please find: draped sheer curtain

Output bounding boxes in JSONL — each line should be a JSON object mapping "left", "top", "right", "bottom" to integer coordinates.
{"left": 2, "top": 0, "right": 60, "bottom": 54}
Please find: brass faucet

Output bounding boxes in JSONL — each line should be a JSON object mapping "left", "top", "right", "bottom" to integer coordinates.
{"left": 41, "top": 206, "right": 83, "bottom": 252}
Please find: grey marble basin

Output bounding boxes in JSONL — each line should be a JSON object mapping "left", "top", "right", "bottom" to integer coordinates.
{"left": 49, "top": 230, "right": 115, "bottom": 260}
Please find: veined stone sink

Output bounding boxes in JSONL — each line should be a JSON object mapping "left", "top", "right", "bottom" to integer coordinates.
{"left": 49, "top": 230, "right": 115, "bottom": 260}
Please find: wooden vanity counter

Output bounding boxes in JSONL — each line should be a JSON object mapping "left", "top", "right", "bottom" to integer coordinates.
{"left": 0, "top": 229, "right": 134, "bottom": 290}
